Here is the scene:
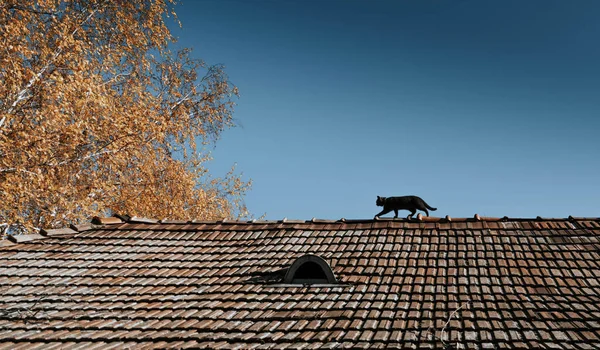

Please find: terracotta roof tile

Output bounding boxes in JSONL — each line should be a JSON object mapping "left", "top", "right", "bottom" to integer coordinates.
{"left": 7, "top": 233, "right": 47, "bottom": 243}
{"left": 1, "top": 216, "right": 599, "bottom": 348}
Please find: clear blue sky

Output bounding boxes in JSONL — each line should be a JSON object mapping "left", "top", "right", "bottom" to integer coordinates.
{"left": 170, "top": 0, "right": 600, "bottom": 220}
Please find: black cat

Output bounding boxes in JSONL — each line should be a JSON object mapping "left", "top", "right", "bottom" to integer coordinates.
{"left": 374, "top": 195, "right": 437, "bottom": 219}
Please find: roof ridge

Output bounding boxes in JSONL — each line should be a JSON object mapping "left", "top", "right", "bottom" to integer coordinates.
{"left": 4, "top": 220, "right": 98, "bottom": 246}
{"left": 98, "top": 213, "right": 600, "bottom": 225}
{"left": 2, "top": 214, "right": 599, "bottom": 247}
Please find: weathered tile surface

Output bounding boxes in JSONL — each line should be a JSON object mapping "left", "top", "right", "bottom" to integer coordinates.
{"left": 1, "top": 216, "right": 599, "bottom": 349}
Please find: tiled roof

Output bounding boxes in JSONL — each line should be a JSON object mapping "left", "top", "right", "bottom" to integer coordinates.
{"left": 1, "top": 215, "right": 600, "bottom": 349}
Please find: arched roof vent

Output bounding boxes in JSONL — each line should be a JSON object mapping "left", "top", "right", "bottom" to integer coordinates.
{"left": 283, "top": 254, "right": 337, "bottom": 284}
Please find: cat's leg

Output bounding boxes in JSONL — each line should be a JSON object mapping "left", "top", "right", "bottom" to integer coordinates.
{"left": 407, "top": 208, "right": 417, "bottom": 220}
{"left": 423, "top": 208, "right": 429, "bottom": 217}
{"left": 393, "top": 209, "right": 398, "bottom": 218}
{"left": 374, "top": 209, "right": 391, "bottom": 219}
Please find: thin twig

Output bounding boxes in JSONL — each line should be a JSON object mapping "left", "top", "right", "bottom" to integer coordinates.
{"left": 441, "top": 300, "right": 472, "bottom": 348}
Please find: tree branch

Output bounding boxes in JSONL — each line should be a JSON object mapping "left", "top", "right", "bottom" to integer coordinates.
{"left": 3, "top": 7, "right": 99, "bottom": 123}
{"left": 0, "top": 168, "right": 38, "bottom": 176}
{"left": 53, "top": 148, "right": 119, "bottom": 167}
{"left": 5, "top": 4, "right": 61, "bottom": 16}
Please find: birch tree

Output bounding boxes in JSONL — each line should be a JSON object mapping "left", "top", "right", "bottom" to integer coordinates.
{"left": 0, "top": 0, "right": 250, "bottom": 235}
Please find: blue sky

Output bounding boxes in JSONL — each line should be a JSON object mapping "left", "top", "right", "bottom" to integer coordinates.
{"left": 170, "top": 0, "right": 600, "bottom": 220}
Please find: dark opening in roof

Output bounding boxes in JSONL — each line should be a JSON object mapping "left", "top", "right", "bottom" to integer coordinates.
{"left": 283, "top": 254, "right": 337, "bottom": 284}
{"left": 293, "top": 261, "right": 327, "bottom": 280}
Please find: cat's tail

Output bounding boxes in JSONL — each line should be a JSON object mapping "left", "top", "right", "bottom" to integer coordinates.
{"left": 424, "top": 202, "right": 437, "bottom": 211}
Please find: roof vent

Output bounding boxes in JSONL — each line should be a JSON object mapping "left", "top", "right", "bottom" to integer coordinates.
{"left": 283, "top": 254, "right": 337, "bottom": 284}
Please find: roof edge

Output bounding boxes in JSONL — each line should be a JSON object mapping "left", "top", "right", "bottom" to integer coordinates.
{"left": 107, "top": 214, "right": 600, "bottom": 225}
{"left": 2, "top": 214, "right": 598, "bottom": 248}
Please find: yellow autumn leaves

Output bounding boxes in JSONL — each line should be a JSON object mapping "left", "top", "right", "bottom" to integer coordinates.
{"left": 0, "top": 0, "right": 250, "bottom": 235}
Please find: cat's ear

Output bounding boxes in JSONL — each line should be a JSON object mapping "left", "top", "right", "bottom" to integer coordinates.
{"left": 377, "top": 196, "right": 381, "bottom": 199}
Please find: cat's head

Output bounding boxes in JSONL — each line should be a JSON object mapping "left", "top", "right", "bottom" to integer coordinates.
{"left": 376, "top": 196, "right": 385, "bottom": 206}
